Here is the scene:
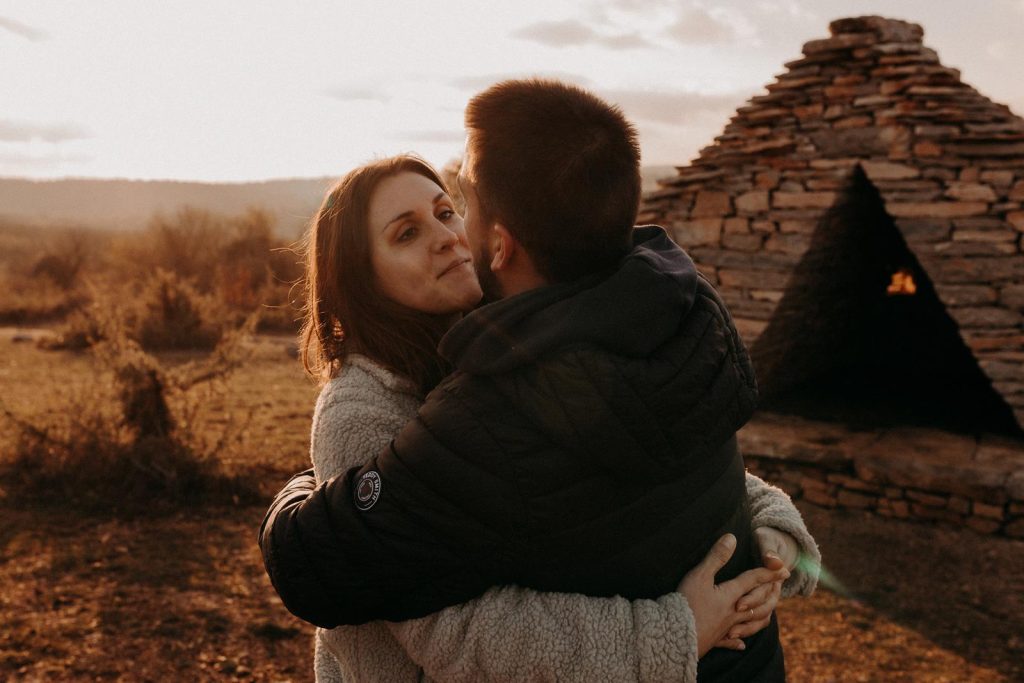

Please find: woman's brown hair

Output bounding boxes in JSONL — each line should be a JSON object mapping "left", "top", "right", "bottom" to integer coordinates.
{"left": 299, "top": 155, "right": 454, "bottom": 391}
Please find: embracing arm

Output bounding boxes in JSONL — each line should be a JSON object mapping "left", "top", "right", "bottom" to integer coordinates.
{"left": 381, "top": 475, "right": 813, "bottom": 683}
{"left": 389, "top": 587, "right": 698, "bottom": 683}
{"left": 746, "top": 472, "right": 820, "bottom": 597}
{"left": 387, "top": 530, "right": 788, "bottom": 683}
{"left": 385, "top": 476, "right": 810, "bottom": 682}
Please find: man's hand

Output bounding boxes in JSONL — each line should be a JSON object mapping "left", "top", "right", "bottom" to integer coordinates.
{"left": 677, "top": 534, "right": 789, "bottom": 657}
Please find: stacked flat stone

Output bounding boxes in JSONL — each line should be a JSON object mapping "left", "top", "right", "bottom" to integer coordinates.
{"left": 737, "top": 414, "right": 1024, "bottom": 537}
{"left": 640, "top": 15, "right": 1024, "bottom": 426}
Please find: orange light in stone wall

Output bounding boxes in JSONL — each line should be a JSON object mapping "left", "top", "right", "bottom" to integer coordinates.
{"left": 887, "top": 268, "right": 917, "bottom": 296}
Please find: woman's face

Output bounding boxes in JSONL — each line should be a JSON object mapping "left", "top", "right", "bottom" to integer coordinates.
{"left": 367, "top": 171, "right": 483, "bottom": 315}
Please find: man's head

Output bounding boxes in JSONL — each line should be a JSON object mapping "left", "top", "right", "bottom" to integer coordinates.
{"left": 458, "top": 79, "right": 641, "bottom": 299}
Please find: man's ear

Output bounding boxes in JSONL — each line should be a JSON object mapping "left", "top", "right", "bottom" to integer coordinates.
{"left": 490, "top": 224, "right": 517, "bottom": 272}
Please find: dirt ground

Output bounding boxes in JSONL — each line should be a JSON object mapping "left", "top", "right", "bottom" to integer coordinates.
{"left": 1, "top": 331, "right": 1022, "bottom": 682}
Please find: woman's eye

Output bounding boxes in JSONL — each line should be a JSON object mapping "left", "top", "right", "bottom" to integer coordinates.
{"left": 398, "top": 226, "right": 417, "bottom": 242}
{"left": 438, "top": 209, "right": 455, "bottom": 221}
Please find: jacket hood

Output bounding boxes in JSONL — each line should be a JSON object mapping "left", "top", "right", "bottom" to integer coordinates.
{"left": 440, "top": 226, "right": 699, "bottom": 374}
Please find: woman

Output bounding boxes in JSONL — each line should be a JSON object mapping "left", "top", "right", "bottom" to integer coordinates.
{"left": 299, "top": 155, "right": 819, "bottom": 682}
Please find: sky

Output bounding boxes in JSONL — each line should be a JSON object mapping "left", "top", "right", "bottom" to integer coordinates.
{"left": 3, "top": 0, "right": 1024, "bottom": 183}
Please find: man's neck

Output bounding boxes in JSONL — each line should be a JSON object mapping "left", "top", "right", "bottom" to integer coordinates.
{"left": 497, "top": 269, "right": 550, "bottom": 298}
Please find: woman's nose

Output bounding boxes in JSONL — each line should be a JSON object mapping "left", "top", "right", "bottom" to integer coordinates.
{"left": 432, "top": 221, "right": 460, "bottom": 251}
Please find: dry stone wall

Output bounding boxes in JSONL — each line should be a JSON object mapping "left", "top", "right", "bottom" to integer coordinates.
{"left": 738, "top": 415, "right": 1024, "bottom": 537}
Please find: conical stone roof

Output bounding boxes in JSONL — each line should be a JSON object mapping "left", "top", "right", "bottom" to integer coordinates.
{"left": 640, "top": 15, "right": 1024, "bottom": 428}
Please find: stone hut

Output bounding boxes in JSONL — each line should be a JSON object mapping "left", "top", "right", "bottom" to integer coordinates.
{"left": 639, "top": 16, "right": 1024, "bottom": 534}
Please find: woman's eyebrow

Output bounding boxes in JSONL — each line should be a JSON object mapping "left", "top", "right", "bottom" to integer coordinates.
{"left": 385, "top": 210, "right": 413, "bottom": 230}
{"left": 385, "top": 193, "right": 446, "bottom": 229}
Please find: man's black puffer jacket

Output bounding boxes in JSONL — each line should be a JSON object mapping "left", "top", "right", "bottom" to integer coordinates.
{"left": 261, "top": 226, "right": 781, "bottom": 680}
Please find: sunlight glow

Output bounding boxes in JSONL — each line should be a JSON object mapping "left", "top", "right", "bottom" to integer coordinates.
{"left": 2, "top": 0, "right": 1022, "bottom": 181}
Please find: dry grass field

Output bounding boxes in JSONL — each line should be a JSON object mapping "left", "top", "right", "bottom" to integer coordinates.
{"left": 1, "top": 329, "right": 1022, "bottom": 682}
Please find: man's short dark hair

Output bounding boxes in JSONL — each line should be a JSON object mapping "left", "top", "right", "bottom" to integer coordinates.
{"left": 464, "top": 79, "right": 641, "bottom": 283}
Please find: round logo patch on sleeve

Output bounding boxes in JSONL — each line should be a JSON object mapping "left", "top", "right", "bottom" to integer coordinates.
{"left": 354, "top": 470, "right": 382, "bottom": 511}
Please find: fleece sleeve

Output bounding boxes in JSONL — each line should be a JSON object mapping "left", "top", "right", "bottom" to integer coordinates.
{"left": 745, "top": 472, "right": 821, "bottom": 597}
{"left": 313, "top": 630, "right": 345, "bottom": 683}
{"left": 308, "top": 389, "right": 409, "bottom": 486}
{"left": 389, "top": 587, "right": 698, "bottom": 683}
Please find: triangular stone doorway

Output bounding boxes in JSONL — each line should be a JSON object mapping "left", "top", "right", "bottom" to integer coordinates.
{"left": 752, "top": 167, "right": 1020, "bottom": 435}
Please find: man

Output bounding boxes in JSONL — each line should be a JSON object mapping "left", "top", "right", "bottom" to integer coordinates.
{"left": 262, "top": 80, "right": 817, "bottom": 680}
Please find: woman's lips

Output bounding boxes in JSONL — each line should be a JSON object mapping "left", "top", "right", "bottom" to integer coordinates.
{"left": 439, "top": 258, "right": 471, "bottom": 278}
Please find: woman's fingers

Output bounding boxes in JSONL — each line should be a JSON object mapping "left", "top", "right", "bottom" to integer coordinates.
{"left": 735, "top": 581, "right": 773, "bottom": 612}
{"left": 729, "top": 581, "right": 782, "bottom": 639}
{"left": 712, "top": 637, "right": 746, "bottom": 651}
{"left": 677, "top": 534, "right": 736, "bottom": 592}
{"left": 701, "top": 534, "right": 737, "bottom": 578}
{"left": 722, "top": 564, "right": 789, "bottom": 600}
{"left": 727, "top": 616, "right": 773, "bottom": 640}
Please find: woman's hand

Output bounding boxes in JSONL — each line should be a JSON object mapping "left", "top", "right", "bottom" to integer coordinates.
{"left": 677, "top": 534, "right": 790, "bottom": 657}
{"left": 753, "top": 526, "right": 800, "bottom": 571}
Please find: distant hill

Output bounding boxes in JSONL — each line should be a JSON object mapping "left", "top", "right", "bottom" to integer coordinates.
{"left": 0, "top": 176, "right": 337, "bottom": 237}
{"left": 0, "top": 166, "right": 678, "bottom": 237}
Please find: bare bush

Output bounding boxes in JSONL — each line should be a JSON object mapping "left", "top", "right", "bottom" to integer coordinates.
{"left": 30, "top": 229, "right": 94, "bottom": 290}
{"left": 44, "top": 270, "right": 226, "bottom": 352}
{"left": 3, "top": 206, "right": 303, "bottom": 333}
{"left": 41, "top": 302, "right": 105, "bottom": 351}
{"left": 0, "top": 320, "right": 258, "bottom": 513}
{"left": 133, "top": 269, "right": 223, "bottom": 351}
{"left": 147, "top": 208, "right": 226, "bottom": 290}
{"left": 216, "top": 209, "right": 303, "bottom": 333}
{"left": 0, "top": 270, "right": 82, "bottom": 325}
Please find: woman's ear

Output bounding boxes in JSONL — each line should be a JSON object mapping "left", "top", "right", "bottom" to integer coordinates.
{"left": 490, "top": 224, "right": 516, "bottom": 272}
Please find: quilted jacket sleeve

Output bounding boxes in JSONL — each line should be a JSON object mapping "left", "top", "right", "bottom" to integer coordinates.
{"left": 388, "top": 587, "right": 699, "bottom": 683}
{"left": 260, "top": 383, "right": 520, "bottom": 628}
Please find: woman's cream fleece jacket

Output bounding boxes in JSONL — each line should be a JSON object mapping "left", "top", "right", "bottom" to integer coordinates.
{"left": 310, "top": 355, "right": 820, "bottom": 683}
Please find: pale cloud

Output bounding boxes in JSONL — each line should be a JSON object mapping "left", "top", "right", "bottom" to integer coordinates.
{"left": 511, "top": 19, "right": 655, "bottom": 50}
{"left": 604, "top": 0, "right": 674, "bottom": 12}
{"left": 986, "top": 41, "right": 1011, "bottom": 60}
{"left": 602, "top": 88, "right": 747, "bottom": 125}
{"left": 0, "top": 120, "right": 90, "bottom": 143}
{"left": 513, "top": 19, "right": 595, "bottom": 46}
{"left": 0, "top": 150, "right": 93, "bottom": 170}
{"left": 598, "top": 0, "right": 679, "bottom": 14}
{"left": 665, "top": 7, "right": 741, "bottom": 45}
{"left": 591, "top": 1, "right": 758, "bottom": 47}
{"left": 753, "top": 0, "right": 818, "bottom": 22}
{"left": 449, "top": 72, "right": 594, "bottom": 90}
{"left": 397, "top": 129, "right": 467, "bottom": 143}
{"left": 0, "top": 16, "right": 46, "bottom": 41}
{"left": 603, "top": 33, "right": 652, "bottom": 49}
{"left": 321, "top": 86, "right": 391, "bottom": 103}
